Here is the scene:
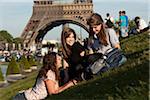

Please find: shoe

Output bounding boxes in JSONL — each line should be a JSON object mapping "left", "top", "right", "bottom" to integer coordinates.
{"left": 81, "top": 72, "right": 93, "bottom": 81}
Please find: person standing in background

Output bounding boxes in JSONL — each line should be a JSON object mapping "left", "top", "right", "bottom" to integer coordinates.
{"left": 119, "top": 10, "right": 128, "bottom": 38}
{"left": 105, "top": 13, "right": 114, "bottom": 24}
{"left": 122, "top": 11, "right": 129, "bottom": 36}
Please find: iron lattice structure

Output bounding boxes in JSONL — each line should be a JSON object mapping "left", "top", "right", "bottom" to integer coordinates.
{"left": 21, "top": 0, "right": 93, "bottom": 47}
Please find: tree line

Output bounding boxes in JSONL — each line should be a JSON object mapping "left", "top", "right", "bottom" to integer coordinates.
{"left": 0, "top": 30, "right": 23, "bottom": 50}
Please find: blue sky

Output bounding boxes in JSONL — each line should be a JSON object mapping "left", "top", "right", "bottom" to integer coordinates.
{"left": 0, "top": 0, "right": 149, "bottom": 40}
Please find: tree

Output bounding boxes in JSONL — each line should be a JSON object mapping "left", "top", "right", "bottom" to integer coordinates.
{"left": 13, "top": 37, "right": 23, "bottom": 44}
{"left": 0, "top": 67, "right": 4, "bottom": 81}
{"left": 0, "top": 30, "right": 14, "bottom": 50}
{"left": 28, "top": 55, "right": 37, "bottom": 66}
{"left": 19, "top": 55, "right": 31, "bottom": 70}
{"left": 0, "top": 30, "right": 13, "bottom": 43}
{"left": 6, "top": 56, "right": 21, "bottom": 75}
{"left": 128, "top": 19, "right": 137, "bottom": 31}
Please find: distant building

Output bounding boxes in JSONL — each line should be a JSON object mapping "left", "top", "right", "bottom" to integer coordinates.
{"left": 42, "top": 39, "right": 60, "bottom": 45}
{"left": 41, "top": 39, "right": 60, "bottom": 56}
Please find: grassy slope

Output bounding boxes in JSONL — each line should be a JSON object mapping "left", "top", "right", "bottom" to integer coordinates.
{"left": 47, "top": 32, "right": 149, "bottom": 99}
{"left": 0, "top": 32, "right": 149, "bottom": 100}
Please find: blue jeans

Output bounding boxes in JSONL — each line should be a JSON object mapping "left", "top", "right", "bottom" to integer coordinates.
{"left": 13, "top": 92, "right": 27, "bottom": 100}
{"left": 121, "top": 27, "right": 128, "bottom": 37}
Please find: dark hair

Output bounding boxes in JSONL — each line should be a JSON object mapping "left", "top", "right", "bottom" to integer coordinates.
{"left": 119, "top": 11, "right": 122, "bottom": 16}
{"left": 87, "top": 13, "right": 108, "bottom": 46}
{"left": 61, "top": 27, "right": 76, "bottom": 59}
{"left": 119, "top": 11, "right": 122, "bottom": 13}
{"left": 38, "top": 52, "right": 60, "bottom": 80}
{"left": 134, "top": 16, "right": 140, "bottom": 22}
{"left": 122, "top": 10, "right": 126, "bottom": 14}
{"left": 87, "top": 13, "right": 103, "bottom": 27}
{"left": 134, "top": 16, "right": 140, "bottom": 26}
{"left": 106, "top": 13, "right": 110, "bottom": 17}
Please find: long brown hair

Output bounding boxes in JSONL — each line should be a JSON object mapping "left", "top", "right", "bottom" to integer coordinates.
{"left": 87, "top": 13, "right": 108, "bottom": 46}
{"left": 61, "top": 27, "right": 76, "bottom": 59}
{"left": 38, "top": 52, "right": 60, "bottom": 80}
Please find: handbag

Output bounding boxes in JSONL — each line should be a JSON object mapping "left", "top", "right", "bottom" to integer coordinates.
{"left": 105, "top": 48, "right": 125, "bottom": 68}
{"left": 89, "top": 58, "right": 108, "bottom": 74}
{"left": 85, "top": 53, "right": 108, "bottom": 75}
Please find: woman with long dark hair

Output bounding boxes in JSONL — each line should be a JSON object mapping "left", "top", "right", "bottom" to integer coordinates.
{"left": 14, "top": 52, "right": 77, "bottom": 100}
{"left": 61, "top": 27, "right": 86, "bottom": 81}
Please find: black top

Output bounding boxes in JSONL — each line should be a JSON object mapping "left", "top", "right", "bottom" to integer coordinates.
{"left": 65, "top": 42, "right": 85, "bottom": 80}
{"left": 69, "top": 42, "right": 85, "bottom": 66}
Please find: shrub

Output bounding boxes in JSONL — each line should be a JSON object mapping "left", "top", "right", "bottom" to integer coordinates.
{"left": 6, "top": 56, "right": 21, "bottom": 75}
{"left": 19, "top": 55, "right": 31, "bottom": 70}
{"left": 128, "top": 19, "right": 137, "bottom": 31}
{"left": 0, "top": 67, "right": 4, "bottom": 81}
{"left": 28, "top": 56, "right": 37, "bottom": 66}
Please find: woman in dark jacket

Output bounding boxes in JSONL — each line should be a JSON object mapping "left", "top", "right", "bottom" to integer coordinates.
{"left": 61, "top": 27, "right": 85, "bottom": 81}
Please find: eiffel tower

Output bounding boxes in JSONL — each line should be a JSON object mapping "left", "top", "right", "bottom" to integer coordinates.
{"left": 21, "top": 0, "right": 93, "bottom": 48}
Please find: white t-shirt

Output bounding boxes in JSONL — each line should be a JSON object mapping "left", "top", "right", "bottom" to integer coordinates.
{"left": 139, "top": 19, "right": 148, "bottom": 30}
{"left": 24, "top": 70, "right": 58, "bottom": 100}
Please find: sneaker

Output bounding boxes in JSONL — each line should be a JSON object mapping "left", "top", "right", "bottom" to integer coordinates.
{"left": 81, "top": 72, "right": 93, "bottom": 81}
{"left": 81, "top": 72, "right": 86, "bottom": 81}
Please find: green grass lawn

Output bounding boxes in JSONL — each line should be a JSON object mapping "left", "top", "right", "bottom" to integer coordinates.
{"left": 0, "top": 71, "right": 38, "bottom": 100}
{"left": 0, "top": 32, "right": 149, "bottom": 100}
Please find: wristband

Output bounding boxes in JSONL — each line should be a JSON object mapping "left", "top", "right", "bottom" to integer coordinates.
{"left": 72, "top": 80, "right": 76, "bottom": 85}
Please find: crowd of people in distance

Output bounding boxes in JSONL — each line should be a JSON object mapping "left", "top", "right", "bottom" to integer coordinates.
{"left": 105, "top": 11, "right": 149, "bottom": 38}
{"left": 13, "top": 11, "right": 149, "bottom": 100}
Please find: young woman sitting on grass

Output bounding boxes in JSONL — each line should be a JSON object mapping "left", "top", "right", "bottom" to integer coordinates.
{"left": 13, "top": 52, "right": 77, "bottom": 100}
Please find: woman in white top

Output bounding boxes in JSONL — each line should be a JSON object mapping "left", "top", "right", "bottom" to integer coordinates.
{"left": 13, "top": 52, "right": 77, "bottom": 100}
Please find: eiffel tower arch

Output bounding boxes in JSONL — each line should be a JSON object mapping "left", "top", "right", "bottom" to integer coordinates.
{"left": 21, "top": 0, "right": 93, "bottom": 48}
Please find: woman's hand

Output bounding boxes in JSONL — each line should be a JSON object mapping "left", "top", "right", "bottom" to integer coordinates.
{"left": 71, "top": 79, "right": 78, "bottom": 85}
{"left": 80, "top": 51, "right": 85, "bottom": 56}
{"left": 114, "top": 43, "right": 120, "bottom": 49}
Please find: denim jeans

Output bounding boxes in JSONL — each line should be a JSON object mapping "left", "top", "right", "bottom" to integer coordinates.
{"left": 13, "top": 92, "right": 27, "bottom": 100}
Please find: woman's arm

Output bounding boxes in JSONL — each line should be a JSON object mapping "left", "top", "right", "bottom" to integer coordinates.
{"left": 56, "top": 80, "right": 77, "bottom": 93}
{"left": 45, "top": 79, "right": 77, "bottom": 94}
{"left": 74, "top": 42, "right": 85, "bottom": 56}
{"left": 45, "top": 79, "right": 58, "bottom": 94}
{"left": 108, "top": 29, "right": 120, "bottom": 49}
